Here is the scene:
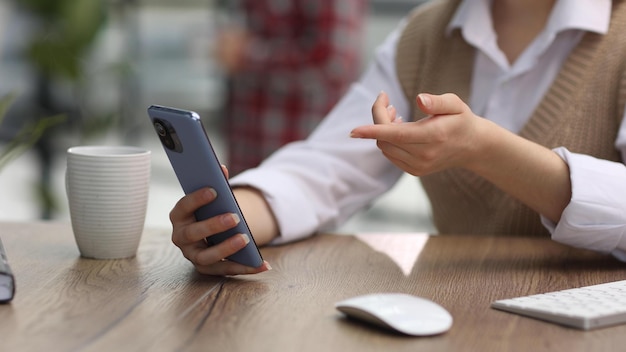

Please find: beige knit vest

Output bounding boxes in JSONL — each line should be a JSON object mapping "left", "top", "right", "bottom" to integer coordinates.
{"left": 395, "top": 0, "right": 626, "bottom": 236}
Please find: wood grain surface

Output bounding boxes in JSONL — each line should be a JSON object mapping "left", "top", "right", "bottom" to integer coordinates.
{"left": 1, "top": 221, "right": 625, "bottom": 352}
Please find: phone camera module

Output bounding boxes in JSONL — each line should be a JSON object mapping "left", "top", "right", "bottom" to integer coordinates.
{"left": 153, "top": 119, "right": 183, "bottom": 153}
{"left": 154, "top": 122, "right": 167, "bottom": 137}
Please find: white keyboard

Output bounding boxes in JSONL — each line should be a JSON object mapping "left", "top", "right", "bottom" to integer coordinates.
{"left": 491, "top": 280, "right": 626, "bottom": 330}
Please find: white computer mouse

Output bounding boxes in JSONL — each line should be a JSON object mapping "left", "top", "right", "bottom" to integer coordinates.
{"left": 335, "top": 293, "right": 453, "bottom": 336}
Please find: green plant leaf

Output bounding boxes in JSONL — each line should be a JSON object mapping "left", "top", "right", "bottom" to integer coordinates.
{"left": 27, "top": 38, "right": 81, "bottom": 78}
{"left": 61, "top": 0, "right": 107, "bottom": 48}
{"left": 20, "top": 0, "right": 107, "bottom": 80}
{"left": 0, "top": 92, "right": 66, "bottom": 171}
{"left": 0, "top": 92, "right": 17, "bottom": 125}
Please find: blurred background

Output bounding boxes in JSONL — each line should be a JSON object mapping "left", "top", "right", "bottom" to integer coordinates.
{"left": 0, "top": 0, "right": 434, "bottom": 234}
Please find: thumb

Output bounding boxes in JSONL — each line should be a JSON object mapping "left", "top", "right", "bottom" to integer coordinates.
{"left": 416, "top": 93, "right": 466, "bottom": 116}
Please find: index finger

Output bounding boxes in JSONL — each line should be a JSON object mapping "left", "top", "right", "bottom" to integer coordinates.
{"left": 372, "top": 91, "right": 392, "bottom": 124}
{"left": 350, "top": 123, "right": 415, "bottom": 143}
{"left": 169, "top": 187, "right": 217, "bottom": 224}
{"left": 417, "top": 93, "right": 466, "bottom": 116}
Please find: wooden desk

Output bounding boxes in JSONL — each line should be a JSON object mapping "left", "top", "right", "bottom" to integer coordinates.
{"left": 1, "top": 221, "right": 625, "bottom": 352}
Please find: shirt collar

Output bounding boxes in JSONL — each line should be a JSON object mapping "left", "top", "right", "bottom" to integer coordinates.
{"left": 446, "top": 0, "right": 611, "bottom": 37}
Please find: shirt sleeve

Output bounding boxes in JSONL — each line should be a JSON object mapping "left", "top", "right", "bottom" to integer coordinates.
{"left": 542, "top": 143, "right": 626, "bottom": 260}
{"left": 230, "top": 22, "right": 410, "bottom": 245}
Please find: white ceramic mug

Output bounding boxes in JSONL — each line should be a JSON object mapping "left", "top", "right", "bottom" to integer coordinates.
{"left": 65, "top": 146, "right": 151, "bottom": 259}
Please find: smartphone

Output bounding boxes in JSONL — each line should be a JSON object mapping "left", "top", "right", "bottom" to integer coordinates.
{"left": 147, "top": 105, "right": 264, "bottom": 268}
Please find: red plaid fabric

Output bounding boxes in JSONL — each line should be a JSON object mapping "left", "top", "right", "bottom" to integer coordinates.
{"left": 224, "top": 0, "right": 367, "bottom": 175}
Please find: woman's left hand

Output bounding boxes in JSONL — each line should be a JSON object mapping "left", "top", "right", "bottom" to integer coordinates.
{"left": 350, "top": 91, "right": 487, "bottom": 176}
{"left": 351, "top": 91, "right": 572, "bottom": 224}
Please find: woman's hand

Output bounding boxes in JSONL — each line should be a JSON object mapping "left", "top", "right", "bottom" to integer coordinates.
{"left": 169, "top": 166, "right": 271, "bottom": 276}
{"left": 350, "top": 92, "right": 487, "bottom": 176}
{"left": 351, "top": 91, "right": 572, "bottom": 223}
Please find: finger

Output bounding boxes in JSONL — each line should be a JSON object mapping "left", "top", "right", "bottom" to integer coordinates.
{"left": 192, "top": 232, "right": 251, "bottom": 266}
{"left": 173, "top": 212, "right": 241, "bottom": 247}
{"left": 416, "top": 93, "right": 466, "bottom": 116}
{"left": 178, "top": 239, "right": 214, "bottom": 264}
{"left": 350, "top": 123, "right": 414, "bottom": 143}
{"left": 392, "top": 108, "right": 404, "bottom": 124}
{"left": 376, "top": 140, "right": 411, "bottom": 161}
{"left": 178, "top": 232, "right": 244, "bottom": 267}
{"left": 372, "top": 91, "right": 392, "bottom": 124}
{"left": 221, "top": 164, "right": 229, "bottom": 179}
{"left": 169, "top": 188, "right": 217, "bottom": 225}
{"left": 197, "top": 260, "right": 272, "bottom": 276}
{"left": 387, "top": 105, "right": 403, "bottom": 124}
{"left": 377, "top": 141, "right": 437, "bottom": 176}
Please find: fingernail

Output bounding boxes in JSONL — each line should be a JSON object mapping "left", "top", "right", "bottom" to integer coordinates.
{"left": 418, "top": 94, "right": 431, "bottom": 109}
{"left": 264, "top": 261, "right": 272, "bottom": 270}
{"left": 387, "top": 104, "right": 394, "bottom": 112}
{"left": 221, "top": 213, "right": 240, "bottom": 226}
{"left": 350, "top": 130, "right": 362, "bottom": 138}
{"left": 231, "top": 233, "right": 249, "bottom": 249}
{"left": 207, "top": 188, "right": 217, "bottom": 199}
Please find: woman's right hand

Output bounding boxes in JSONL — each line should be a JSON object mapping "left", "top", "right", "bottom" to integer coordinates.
{"left": 169, "top": 187, "right": 271, "bottom": 276}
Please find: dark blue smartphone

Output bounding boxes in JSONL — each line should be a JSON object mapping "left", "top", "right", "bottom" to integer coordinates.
{"left": 147, "top": 105, "right": 264, "bottom": 268}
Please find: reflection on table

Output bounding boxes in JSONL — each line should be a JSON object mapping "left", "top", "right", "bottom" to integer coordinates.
{"left": 0, "top": 221, "right": 625, "bottom": 352}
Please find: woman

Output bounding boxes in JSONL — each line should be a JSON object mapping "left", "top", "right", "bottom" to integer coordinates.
{"left": 170, "top": 0, "right": 626, "bottom": 275}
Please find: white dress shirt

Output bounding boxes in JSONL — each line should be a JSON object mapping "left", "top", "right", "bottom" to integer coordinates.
{"left": 231, "top": 0, "right": 626, "bottom": 260}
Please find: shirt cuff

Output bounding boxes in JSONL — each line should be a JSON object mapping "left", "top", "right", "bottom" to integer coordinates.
{"left": 542, "top": 147, "right": 626, "bottom": 260}
{"left": 230, "top": 167, "right": 320, "bottom": 246}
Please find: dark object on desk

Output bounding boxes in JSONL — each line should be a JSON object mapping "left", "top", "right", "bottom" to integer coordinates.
{"left": 0, "top": 237, "right": 15, "bottom": 303}
{"left": 147, "top": 105, "right": 264, "bottom": 268}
